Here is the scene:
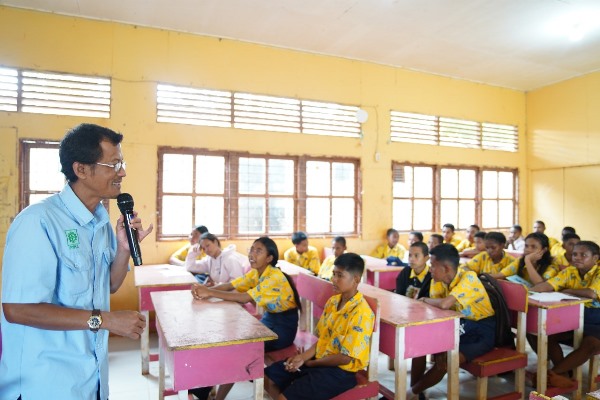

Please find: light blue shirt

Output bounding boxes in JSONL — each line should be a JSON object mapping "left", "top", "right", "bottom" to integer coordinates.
{"left": 1, "top": 184, "right": 117, "bottom": 400}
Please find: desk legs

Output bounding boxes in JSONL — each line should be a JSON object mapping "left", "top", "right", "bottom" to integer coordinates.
{"left": 447, "top": 318, "right": 460, "bottom": 400}
{"left": 536, "top": 308, "right": 548, "bottom": 394}
{"left": 573, "top": 305, "right": 584, "bottom": 400}
{"left": 141, "top": 310, "right": 150, "bottom": 375}
{"left": 159, "top": 333, "right": 165, "bottom": 400}
{"left": 254, "top": 378, "right": 264, "bottom": 400}
{"left": 374, "top": 271, "right": 380, "bottom": 288}
{"left": 394, "top": 326, "right": 408, "bottom": 400}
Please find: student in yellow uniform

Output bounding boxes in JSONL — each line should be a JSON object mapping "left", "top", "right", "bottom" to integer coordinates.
{"left": 529, "top": 241, "right": 600, "bottom": 388}
{"left": 408, "top": 244, "right": 496, "bottom": 400}
{"left": 372, "top": 228, "right": 407, "bottom": 263}
{"left": 553, "top": 233, "right": 580, "bottom": 270}
{"left": 265, "top": 253, "right": 375, "bottom": 400}
{"left": 427, "top": 234, "right": 444, "bottom": 251}
{"left": 169, "top": 225, "right": 208, "bottom": 265}
{"left": 459, "top": 231, "right": 487, "bottom": 258}
{"left": 318, "top": 236, "right": 346, "bottom": 281}
{"left": 532, "top": 220, "right": 560, "bottom": 250}
{"left": 493, "top": 232, "right": 559, "bottom": 286}
{"left": 456, "top": 224, "right": 480, "bottom": 252}
{"left": 442, "top": 223, "right": 462, "bottom": 248}
{"left": 551, "top": 226, "right": 577, "bottom": 257}
{"left": 284, "top": 231, "right": 321, "bottom": 274}
{"left": 408, "top": 231, "right": 424, "bottom": 245}
{"left": 463, "top": 232, "right": 515, "bottom": 275}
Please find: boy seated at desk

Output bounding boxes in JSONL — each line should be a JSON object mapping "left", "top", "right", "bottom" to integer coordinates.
{"left": 372, "top": 228, "right": 407, "bottom": 265}
{"left": 265, "top": 253, "right": 375, "bottom": 400}
{"left": 462, "top": 232, "right": 515, "bottom": 275}
{"left": 553, "top": 232, "right": 580, "bottom": 270}
{"left": 318, "top": 236, "right": 346, "bottom": 281}
{"left": 409, "top": 244, "right": 496, "bottom": 400}
{"left": 459, "top": 231, "right": 486, "bottom": 258}
{"left": 528, "top": 240, "right": 600, "bottom": 388}
{"left": 442, "top": 223, "right": 462, "bottom": 248}
{"left": 284, "top": 231, "right": 321, "bottom": 274}
{"left": 427, "top": 234, "right": 444, "bottom": 251}
{"left": 396, "top": 242, "right": 431, "bottom": 300}
{"left": 456, "top": 224, "right": 480, "bottom": 252}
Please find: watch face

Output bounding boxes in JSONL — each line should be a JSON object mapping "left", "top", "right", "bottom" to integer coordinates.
{"left": 89, "top": 315, "right": 102, "bottom": 330}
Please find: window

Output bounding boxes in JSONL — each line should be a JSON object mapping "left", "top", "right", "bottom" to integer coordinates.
{"left": 157, "top": 147, "right": 360, "bottom": 239}
{"left": 392, "top": 162, "right": 517, "bottom": 232}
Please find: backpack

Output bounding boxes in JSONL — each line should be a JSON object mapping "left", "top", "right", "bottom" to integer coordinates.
{"left": 478, "top": 273, "right": 515, "bottom": 349}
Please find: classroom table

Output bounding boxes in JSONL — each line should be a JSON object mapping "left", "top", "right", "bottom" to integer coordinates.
{"left": 361, "top": 255, "right": 403, "bottom": 290}
{"left": 134, "top": 264, "right": 197, "bottom": 375}
{"left": 152, "top": 290, "right": 277, "bottom": 400}
{"left": 358, "top": 283, "right": 462, "bottom": 400}
{"left": 526, "top": 296, "right": 591, "bottom": 399}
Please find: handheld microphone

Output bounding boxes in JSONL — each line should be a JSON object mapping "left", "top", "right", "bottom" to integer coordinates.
{"left": 116, "top": 193, "right": 143, "bottom": 266}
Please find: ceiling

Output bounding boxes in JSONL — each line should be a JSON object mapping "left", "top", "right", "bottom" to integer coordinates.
{"left": 2, "top": 0, "right": 600, "bottom": 91}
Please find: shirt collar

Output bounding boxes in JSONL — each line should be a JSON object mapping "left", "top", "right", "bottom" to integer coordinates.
{"left": 410, "top": 265, "right": 430, "bottom": 280}
{"left": 59, "top": 184, "right": 110, "bottom": 228}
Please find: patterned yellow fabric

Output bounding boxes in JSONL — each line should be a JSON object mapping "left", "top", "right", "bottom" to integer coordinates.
{"left": 548, "top": 236, "right": 560, "bottom": 250}
{"left": 547, "top": 265, "right": 600, "bottom": 308}
{"left": 371, "top": 243, "right": 407, "bottom": 260}
{"left": 550, "top": 242, "right": 566, "bottom": 258}
{"left": 171, "top": 244, "right": 206, "bottom": 263}
{"left": 231, "top": 265, "right": 297, "bottom": 312}
{"left": 445, "top": 237, "right": 463, "bottom": 249}
{"left": 430, "top": 268, "right": 495, "bottom": 321}
{"left": 553, "top": 252, "right": 573, "bottom": 270}
{"left": 499, "top": 258, "right": 560, "bottom": 283}
{"left": 456, "top": 239, "right": 474, "bottom": 252}
{"left": 315, "top": 292, "right": 374, "bottom": 373}
{"left": 284, "top": 246, "right": 321, "bottom": 274}
{"left": 463, "top": 251, "right": 515, "bottom": 275}
{"left": 318, "top": 255, "right": 336, "bottom": 280}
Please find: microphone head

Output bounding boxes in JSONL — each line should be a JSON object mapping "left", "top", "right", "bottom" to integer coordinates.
{"left": 117, "top": 193, "right": 134, "bottom": 214}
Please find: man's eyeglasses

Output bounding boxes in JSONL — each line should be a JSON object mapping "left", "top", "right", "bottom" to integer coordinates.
{"left": 95, "top": 160, "right": 126, "bottom": 173}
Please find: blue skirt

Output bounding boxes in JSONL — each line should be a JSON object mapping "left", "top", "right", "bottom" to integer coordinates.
{"left": 261, "top": 308, "right": 299, "bottom": 352}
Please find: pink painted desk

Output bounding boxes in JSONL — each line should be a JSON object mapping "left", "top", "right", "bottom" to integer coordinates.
{"left": 527, "top": 297, "right": 591, "bottom": 399}
{"left": 358, "top": 283, "right": 461, "bottom": 400}
{"left": 134, "top": 264, "right": 197, "bottom": 375}
{"left": 152, "top": 290, "right": 277, "bottom": 400}
{"left": 361, "top": 255, "right": 403, "bottom": 291}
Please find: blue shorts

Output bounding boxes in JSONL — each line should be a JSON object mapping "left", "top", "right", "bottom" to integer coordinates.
{"left": 261, "top": 308, "right": 299, "bottom": 352}
{"left": 265, "top": 361, "right": 356, "bottom": 400}
{"left": 584, "top": 307, "right": 600, "bottom": 339}
{"left": 459, "top": 317, "right": 496, "bottom": 362}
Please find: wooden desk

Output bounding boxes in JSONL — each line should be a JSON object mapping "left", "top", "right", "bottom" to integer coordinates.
{"left": 134, "top": 264, "right": 197, "bottom": 375}
{"left": 152, "top": 290, "right": 277, "bottom": 400}
{"left": 527, "top": 297, "right": 591, "bottom": 399}
{"left": 358, "top": 283, "right": 462, "bottom": 400}
{"left": 361, "top": 255, "right": 403, "bottom": 290}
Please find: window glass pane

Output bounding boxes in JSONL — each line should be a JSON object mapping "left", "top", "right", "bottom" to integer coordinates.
{"left": 239, "top": 157, "right": 266, "bottom": 195}
{"left": 238, "top": 197, "right": 265, "bottom": 233}
{"left": 482, "top": 171, "right": 498, "bottom": 199}
{"left": 306, "top": 161, "right": 330, "bottom": 196}
{"left": 482, "top": 199, "right": 498, "bottom": 228}
{"left": 29, "top": 193, "right": 53, "bottom": 205}
{"left": 498, "top": 200, "right": 514, "bottom": 228}
{"left": 393, "top": 199, "right": 412, "bottom": 231}
{"left": 498, "top": 172, "right": 514, "bottom": 199}
{"left": 413, "top": 200, "right": 433, "bottom": 231}
{"left": 440, "top": 199, "right": 458, "bottom": 227}
{"left": 196, "top": 156, "right": 225, "bottom": 194}
{"left": 269, "top": 197, "right": 294, "bottom": 233}
{"left": 440, "top": 169, "right": 458, "bottom": 198}
{"left": 393, "top": 166, "right": 413, "bottom": 198}
{"left": 195, "top": 196, "right": 224, "bottom": 235}
{"left": 163, "top": 154, "right": 193, "bottom": 193}
{"left": 268, "top": 159, "right": 294, "bottom": 195}
{"left": 29, "top": 148, "right": 64, "bottom": 191}
{"left": 332, "top": 198, "right": 354, "bottom": 232}
{"left": 332, "top": 162, "right": 354, "bottom": 196}
{"left": 458, "top": 200, "right": 475, "bottom": 230}
{"left": 162, "top": 195, "right": 192, "bottom": 235}
{"left": 306, "top": 198, "right": 330, "bottom": 233}
{"left": 458, "top": 169, "right": 476, "bottom": 199}
{"left": 414, "top": 167, "right": 432, "bottom": 197}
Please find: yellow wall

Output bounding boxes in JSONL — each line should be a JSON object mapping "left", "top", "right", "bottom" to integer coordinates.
{"left": 527, "top": 71, "right": 600, "bottom": 242}
{"left": 0, "top": 7, "right": 528, "bottom": 310}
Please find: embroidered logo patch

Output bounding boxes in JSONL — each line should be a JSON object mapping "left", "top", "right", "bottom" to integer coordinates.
{"left": 65, "top": 229, "right": 79, "bottom": 249}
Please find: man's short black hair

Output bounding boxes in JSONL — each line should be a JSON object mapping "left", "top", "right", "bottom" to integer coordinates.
{"left": 291, "top": 231, "right": 308, "bottom": 245}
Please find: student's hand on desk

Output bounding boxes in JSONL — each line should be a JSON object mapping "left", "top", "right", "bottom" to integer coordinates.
{"left": 192, "top": 283, "right": 210, "bottom": 299}
{"left": 103, "top": 310, "right": 146, "bottom": 340}
{"left": 204, "top": 277, "right": 215, "bottom": 287}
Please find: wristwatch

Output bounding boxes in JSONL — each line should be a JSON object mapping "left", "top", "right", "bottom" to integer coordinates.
{"left": 87, "top": 309, "right": 103, "bottom": 332}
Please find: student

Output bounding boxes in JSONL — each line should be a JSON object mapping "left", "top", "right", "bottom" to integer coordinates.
{"left": 463, "top": 232, "right": 515, "bottom": 275}
{"left": 427, "top": 233, "right": 444, "bottom": 251}
{"left": 528, "top": 241, "right": 600, "bottom": 388}
{"left": 459, "top": 231, "right": 486, "bottom": 258}
{"left": 185, "top": 233, "right": 246, "bottom": 286}
{"left": 409, "top": 244, "right": 495, "bottom": 399}
{"left": 318, "top": 236, "right": 346, "bottom": 280}
{"left": 372, "top": 228, "right": 407, "bottom": 263}
{"left": 553, "top": 233, "right": 580, "bottom": 270}
{"left": 551, "top": 226, "right": 577, "bottom": 257}
{"left": 493, "top": 232, "right": 559, "bottom": 286}
{"left": 396, "top": 242, "right": 431, "bottom": 299}
{"left": 505, "top": 224, "right": 525, "bottom": 252}
{"left": 264, "top": 253, "right": 375, "bottom": 400}
{"left": 532, "top": 220, "right": 559, "bottom": 249}
{"left": 284, "top": 231, "right": 321, "bottom": 274}
{"left": 442, "top": 223, "right": 462, "bottom": 248}
{"left": 169, "top": 225, "right": 208, "bottom": 266}
{"left": 408, "top": 231, "right": 424, "bottom": 245}
{"left": 192, "top": 236, "right": 301, "bottom": 400}
{"left": 456, "top": 224, "right": 480, "bottom": 252}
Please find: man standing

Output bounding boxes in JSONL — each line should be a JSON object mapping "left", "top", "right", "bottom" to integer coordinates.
{"left": 1, "top": 124, "right": 152, "bottom": 400}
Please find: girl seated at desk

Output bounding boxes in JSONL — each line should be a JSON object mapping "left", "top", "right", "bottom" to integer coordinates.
{"left": 169, "top": 225, "right": 208, "bottom": 266}
{"left": 185, "top": 233, "right": 246, "bottom": 286}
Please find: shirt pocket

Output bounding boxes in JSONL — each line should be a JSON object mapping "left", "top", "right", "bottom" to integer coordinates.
{"left": 58, "top": 250, "right": 94, "bottom": 298}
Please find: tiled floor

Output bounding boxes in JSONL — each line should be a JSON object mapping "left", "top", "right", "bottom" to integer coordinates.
{"left": 108, "top": 333, "right": 594, "bottom": 399}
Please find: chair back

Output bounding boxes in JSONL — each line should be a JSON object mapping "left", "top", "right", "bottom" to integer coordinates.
{"left": 296, "top": 272, "right": 335, "bottom": 309}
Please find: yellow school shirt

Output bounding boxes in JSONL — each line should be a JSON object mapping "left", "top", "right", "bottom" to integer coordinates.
{"left": 430, "top": 268, "right": 495, "bottom": 321}
{"left": 547, "top": 265, "right": 600, "bottom": 308}
{"left": 371, "top": 243, "right": 407, "bottom": 260}
{"left": 171, "top": 244, "right": 206, "bottom": 263}
{"left": 456, "top": 239, "right": 474, "bottom": 252}
{"left": 444, "top": 237, "right": 463, "bottom": 249}
{"left": 318, "top": 255, "right": 336, "bottom": 280}
{"left": 548, "top": 237, "right": 560, "bottom": 250}
{"left": 499, "top": 258, "right": 560, "bottom": 283}
{"left": 231, "top": 265, "right": 297, "bottom": 313}
{"left": 553, "top": 252, "right": 573, "bottom": 270}
{"left": 550, "top": 242, "right": 566, "bottom": 258}
{"left": 284, "top": 246, "right": 321, "bottom": 274}
{"left": 315, "top": 292, "right": 374, "bottom": 373}
{"left": 463, "top": 251, "right": 515, "bottom": 275}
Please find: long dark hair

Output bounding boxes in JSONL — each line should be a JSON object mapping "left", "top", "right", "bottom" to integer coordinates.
{"left": 254, "top": 237, "right": 302, "bottom": 312}
{"left": 518, "top": 232, "right": 553, "bottom": 277}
